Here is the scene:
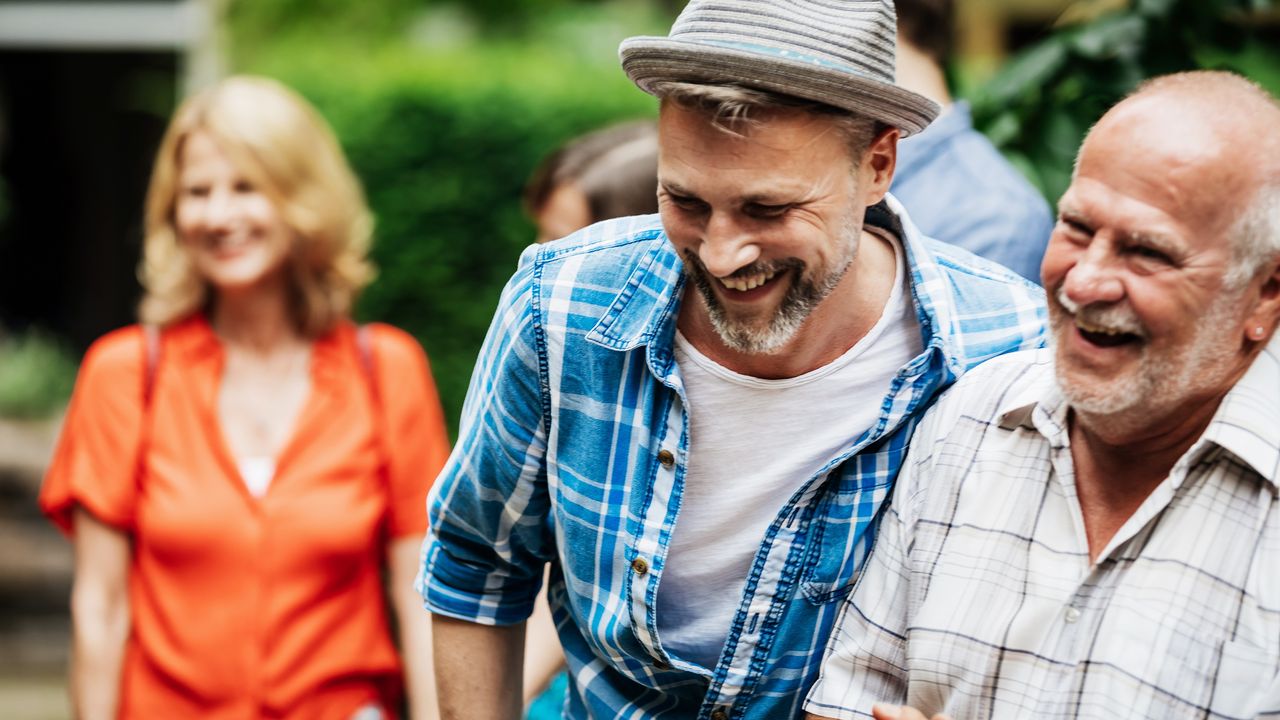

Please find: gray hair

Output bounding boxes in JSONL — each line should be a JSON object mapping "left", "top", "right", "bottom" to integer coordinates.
{"left": 1226, "top": 181, "right": 1280, "bottom": 289}
{"left": 651, "top": 81, "right": 884, "bottom": 160}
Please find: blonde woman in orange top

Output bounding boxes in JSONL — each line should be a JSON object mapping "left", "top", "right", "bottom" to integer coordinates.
{"left": 40, "top": 76, "right": 450, "bottom": 720}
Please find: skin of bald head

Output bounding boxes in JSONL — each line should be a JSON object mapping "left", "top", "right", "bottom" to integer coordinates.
{"left": 1043, "top": 70, "right": 1280, "bottom": 439}
{"left": 1078, "top": 71, "right": 1280, "bottom": 284}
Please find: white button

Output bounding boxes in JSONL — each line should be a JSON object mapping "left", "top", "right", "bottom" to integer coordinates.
{"left": 1064, "top": 606, "right": 1081, "bottom": 623}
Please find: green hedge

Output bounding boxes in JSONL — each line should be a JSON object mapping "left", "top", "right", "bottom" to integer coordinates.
{"left": 0, "top": 329, "right": 78, "bottom": 419}
{"left": 971, "top": 0, "right": 1280, "bottom": 205}
{"left": 247, "top": 43, "right": 656, "bottom": 431}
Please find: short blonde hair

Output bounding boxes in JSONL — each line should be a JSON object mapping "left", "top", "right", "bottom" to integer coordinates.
{"left": 139, "top": 75, "right": 374, "bottom": 336}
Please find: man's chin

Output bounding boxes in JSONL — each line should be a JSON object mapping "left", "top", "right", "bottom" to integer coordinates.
{"left": 710, "top": 315, "right": 800, "bottom": 355}
{"left": 1054, "top": 366, "right": 1144, "bottom": 418}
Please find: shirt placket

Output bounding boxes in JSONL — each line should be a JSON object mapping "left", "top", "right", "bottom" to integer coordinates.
{"left": 628, "top": 386, "right": 687, "bottom": 671}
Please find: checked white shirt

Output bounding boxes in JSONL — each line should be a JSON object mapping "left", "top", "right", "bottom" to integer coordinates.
{"left": 807, "top": 341, "right": 1280, "bottom": 720}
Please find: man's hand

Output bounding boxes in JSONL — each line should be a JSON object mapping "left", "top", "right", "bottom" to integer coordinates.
{"left": 871, "top": 703, "right": 952, "bottom": 720}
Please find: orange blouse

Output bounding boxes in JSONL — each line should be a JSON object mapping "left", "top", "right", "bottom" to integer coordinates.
{"left": 41, "top": 316, "right": 452, "bottom": 719}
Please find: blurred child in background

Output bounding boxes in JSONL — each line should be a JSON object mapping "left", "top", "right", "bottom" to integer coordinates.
{"left": 523, "top": 120, "right": 658, "bottom": 244}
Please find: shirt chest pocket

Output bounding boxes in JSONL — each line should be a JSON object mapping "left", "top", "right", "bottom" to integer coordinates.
{"left": 1096, "top": 579, "right": 1278, "bottom": 717}
{"left": 797, "top": 471, "right": 895, "bottom": 606}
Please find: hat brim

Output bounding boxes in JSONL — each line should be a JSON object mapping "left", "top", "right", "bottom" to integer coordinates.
{"left": 620, "top": 37, "right": 939, "bottom": 138}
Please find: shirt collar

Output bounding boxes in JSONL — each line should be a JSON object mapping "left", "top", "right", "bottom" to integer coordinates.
{"left": 168, "top": 311, "right": 354, "bottom": 387}
{"left": 586, "top": 198, "right": 997, "bottom": 381}
{"left": 581, "top": 218, "right": 684, "bottom": 360}
{"left": 1201, "top": 334, "right": 1280, "bottom": 485}
{"left": 994, "top": 350, "right": 1070, "bottom": 445}
{"left": 895, "top": 101, "right": 972, "bottom": 181}
{"left": 996, "top": 338, "right": 1280, "bottom": 487}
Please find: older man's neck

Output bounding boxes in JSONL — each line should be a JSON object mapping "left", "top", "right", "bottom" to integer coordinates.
{"left": 1068, "top": 395, "right": 1226, "bottom": 563}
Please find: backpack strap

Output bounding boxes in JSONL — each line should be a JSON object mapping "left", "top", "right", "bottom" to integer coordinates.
{"left": 355, "top": 324, "right": 392, "bottom": 496}
{"left": 142, "top": 324, "right": 161, "bottom": 408}
{"left": 356, "top": 324, "right": 381, "bottom": 410}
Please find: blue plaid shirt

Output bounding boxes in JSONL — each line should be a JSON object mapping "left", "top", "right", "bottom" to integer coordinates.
{"left": 419, "top": 198, "right": 1048, "bottom": 719}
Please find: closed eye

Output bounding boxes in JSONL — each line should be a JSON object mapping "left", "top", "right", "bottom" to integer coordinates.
{"left": 664, "top": 192, "right": 707, "bottom": 213}
{"left": 1127, "top": 244, "right": 1173, "bottom": 264}
{"left": 745, "top": 202, "right": 792, "bottom": 219}
{"left": 1058, "top": 216, "right": 1092, "bottom": 236}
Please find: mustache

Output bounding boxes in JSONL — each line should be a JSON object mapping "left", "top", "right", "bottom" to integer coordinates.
{"left": 1054, "top": 285, "right": 1147, "bottom": 337}
{"left": 681, "top": 252, "right": 804, "bottom": 281}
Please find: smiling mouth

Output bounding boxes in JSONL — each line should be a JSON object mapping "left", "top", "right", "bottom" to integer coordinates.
{"left": 1075, "top": 318, "right": 1142, "bottom": 348}
{"left": 719, "top": 267, "right": 784, "bottom": 293}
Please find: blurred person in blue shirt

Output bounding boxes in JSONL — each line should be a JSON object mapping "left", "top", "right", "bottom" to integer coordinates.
{"left": 891, "top": 0, "right": 1054, "bottom": 283}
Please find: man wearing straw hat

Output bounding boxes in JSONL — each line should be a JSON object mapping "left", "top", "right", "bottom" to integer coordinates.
{"left": 420, "top": 2, "right": 1046, "bottom": 717}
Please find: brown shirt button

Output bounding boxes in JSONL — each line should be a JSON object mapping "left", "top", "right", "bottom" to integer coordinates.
{"left": 657, "top": 449, "right": 675, "bottom": 468}
{"left": 711, "top": 708, "right": 729, "bottom": 720}
{"left": 631, "top": 557, "right": 649, "bottom": 575}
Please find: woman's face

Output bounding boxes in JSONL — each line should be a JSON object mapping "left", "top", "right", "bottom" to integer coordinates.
{"left": 175, "top": 130, "right": 293, "bottom": 293}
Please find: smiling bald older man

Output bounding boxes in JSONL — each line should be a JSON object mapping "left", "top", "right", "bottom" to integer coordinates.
{"left": 805, "top": 70, "right": 1280, "bottom": 720}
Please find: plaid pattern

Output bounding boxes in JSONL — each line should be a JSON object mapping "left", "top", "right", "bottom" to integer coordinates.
{"left": 419, "top": 197, "right": 1047, "bottom": 719}
{"left": 807, "top": 342, "right": 1280, "bottom": 720}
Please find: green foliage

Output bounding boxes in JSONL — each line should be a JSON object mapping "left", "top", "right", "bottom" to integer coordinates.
{"left": 0, "top": 329, "right": 78, "bottom": 419}
{"left": 243, "top": 42, "right": 656, "bottom": 428}
{"left": 972, "top": 0, "right": 1280, "bottom": 205}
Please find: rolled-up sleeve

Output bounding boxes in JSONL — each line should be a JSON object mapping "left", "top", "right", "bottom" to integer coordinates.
{"left": 417, "top": 246, "right": 553, "bottom": 626}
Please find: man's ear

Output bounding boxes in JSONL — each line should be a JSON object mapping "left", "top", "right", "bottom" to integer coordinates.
{"left": 1242, "top": 256, "right": 1280, "bottom": 344}
{"left": 860, "top": 125, "right": 900, "bottom": 206}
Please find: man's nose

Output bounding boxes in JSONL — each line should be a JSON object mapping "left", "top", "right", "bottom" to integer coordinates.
{"left": 698, "top": 212, "right": 760, "bottom": 278}
{"left": 1061, "top": 240, "right": 1124, "bottom": 307}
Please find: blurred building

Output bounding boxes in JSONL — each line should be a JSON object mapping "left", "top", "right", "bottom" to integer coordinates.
{"left": 0, "top": 0, "right": 222, "bottom": 349}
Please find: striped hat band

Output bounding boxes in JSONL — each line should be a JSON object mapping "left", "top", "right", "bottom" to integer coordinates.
{"left": 620, "top": 0, "right": 939, "bottom": 137}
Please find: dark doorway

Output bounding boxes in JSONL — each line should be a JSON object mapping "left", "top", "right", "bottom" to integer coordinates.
{"left": 0, "top": 50, "right": 176, "bottom": 350}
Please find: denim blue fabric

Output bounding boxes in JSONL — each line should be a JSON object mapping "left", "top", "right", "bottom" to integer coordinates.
{"left": 419, "top": 197, "right": 1048, "bottom": 719}
{"left": 892, "top": 101, "right": 1055, "bottom": 283}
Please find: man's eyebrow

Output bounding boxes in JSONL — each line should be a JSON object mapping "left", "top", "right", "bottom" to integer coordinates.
{"left": 1058, "top": 207, "right": 1093, "bottom": 227}
{"left": 1120, "top": 229, "right": 1182, "bottom": 256}
{"left": 741, "top": 192, "right": 797, "bottom": 205}
{"left": 659, "top": 180, "right": 694, "bottom": 197}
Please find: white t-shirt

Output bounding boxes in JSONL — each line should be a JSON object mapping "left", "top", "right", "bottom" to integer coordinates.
{"left": 656, "top": 232, "right": 921, "bottom": 669}
{"left": 239, "top": 456, "right": 275, "bottom": 498}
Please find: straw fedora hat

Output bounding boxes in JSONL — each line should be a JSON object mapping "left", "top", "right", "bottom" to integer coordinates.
{"left": 620, "top": 0, "right": 939, "bottom": 137}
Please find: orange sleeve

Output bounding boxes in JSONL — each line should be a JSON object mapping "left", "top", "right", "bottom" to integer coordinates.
{"left": 40, "top": 326, "right": 147, "bottom": 535}
{"left": 369, "top": 324, "right": 453, "bottom": 537}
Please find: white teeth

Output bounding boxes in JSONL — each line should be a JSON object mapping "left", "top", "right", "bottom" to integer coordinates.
{"left": 1076, "top": 319, "right": 1129, "bottom": 336}
{"left": 721, "top": 269, "right": 779, "bottom": 292}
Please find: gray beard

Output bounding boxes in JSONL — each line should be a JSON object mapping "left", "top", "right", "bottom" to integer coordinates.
{"left": 682, "top": 222, "right": 859, "bottom": 355}
{"left": 1050, "top": 284, "right": 1244, "bottom": 419}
